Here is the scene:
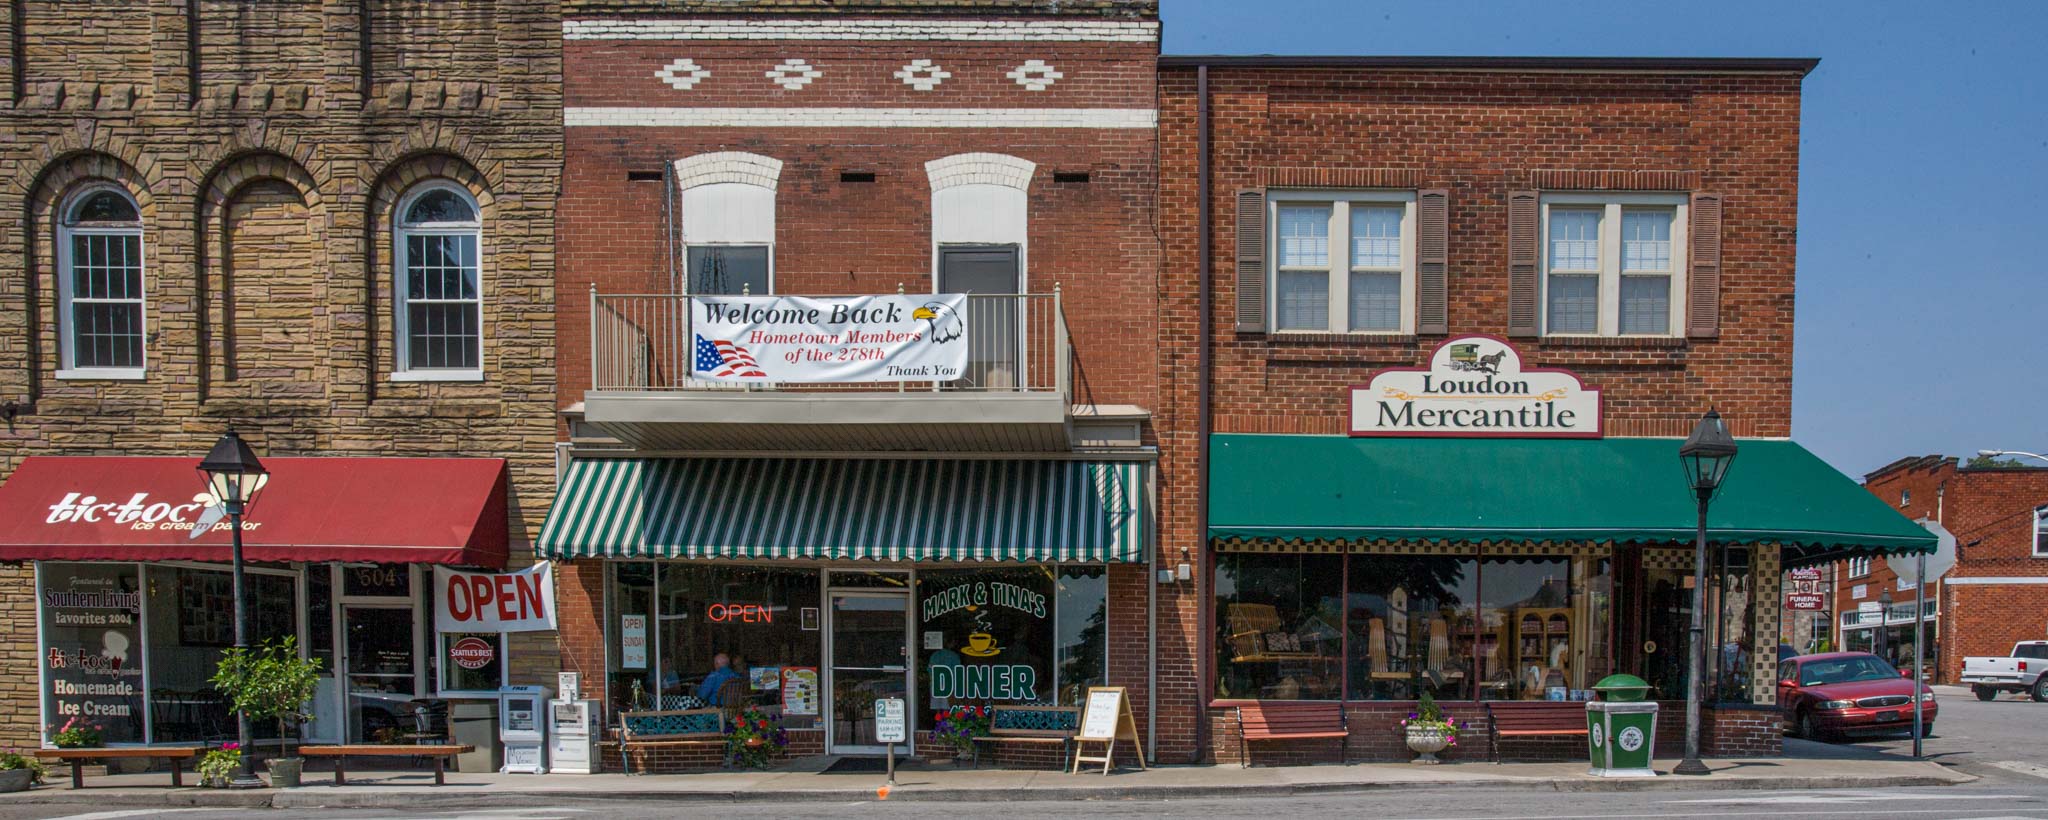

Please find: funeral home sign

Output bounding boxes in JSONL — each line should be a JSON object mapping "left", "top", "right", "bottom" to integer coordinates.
{"left": 1349, "top": 335, "right": 1602, "bottom": 438}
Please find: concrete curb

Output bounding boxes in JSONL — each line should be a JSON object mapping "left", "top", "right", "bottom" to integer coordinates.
{"left": 1, "top": 770, "right": 1977, "bottom": 809}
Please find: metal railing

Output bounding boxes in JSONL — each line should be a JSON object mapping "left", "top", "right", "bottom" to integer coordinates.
{"left": 590, "top": 288, "right": 1072, "bottom": 397}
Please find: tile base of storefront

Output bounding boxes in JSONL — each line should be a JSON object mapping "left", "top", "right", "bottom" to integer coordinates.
{"left": 599, "top": 730, "right": 1125, "bottom": 773}
{"left": 1208, "top": 702, "right": 1780, "bottom": 765}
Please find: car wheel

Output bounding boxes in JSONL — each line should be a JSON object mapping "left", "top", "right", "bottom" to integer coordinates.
{"left": 1975, "top": 685, "right": 1998, "bottom": 701}
{"left": 1799, "top": 710, "right": 1826, "bottom": 741}
{"left": 2034, "top": 677, "right": 2048, "bottom": 703}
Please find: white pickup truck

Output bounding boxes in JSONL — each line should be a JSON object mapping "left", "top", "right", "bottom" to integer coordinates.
{"left": 1962, "top": 641, "right": 2048, "bottom": 701}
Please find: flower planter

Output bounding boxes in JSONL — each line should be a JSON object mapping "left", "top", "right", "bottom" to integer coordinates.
{"left": 1405, "top": 725, "right": 1451, "bottom": 764}
{"left": 0, "top": 768, "right": 33, "bottom": 793}
{"left": 268, "top": 757, "right": 302, "bottom": 789}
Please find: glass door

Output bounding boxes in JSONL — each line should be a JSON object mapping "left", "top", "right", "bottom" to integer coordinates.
{"left": 827, "top": 591, "right": 910, "bottom": 755}
{"left": 342, "top": 605, "right": 418, "bottom": 743}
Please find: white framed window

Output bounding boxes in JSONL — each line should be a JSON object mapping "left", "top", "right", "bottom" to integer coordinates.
{"left": 2034, "top": 505, "right": 2047, "bottom": 557}
{"left": 1540, "top": 193, "right": 1687, "bottom": 337}
{"left": 681, "top": 181, "right": 777, "bottom": 295}
{"left": 56, "top": 185, "right": 147, "bottom": 379}
{"left": 1848, "top": 557, "right": 1871, "bottom": 578}
{"left": 393, "top": 183, "right": 484, "bottom": 381}
{"left": 1270, "top": 192, "right": 1416, "bottom": 333}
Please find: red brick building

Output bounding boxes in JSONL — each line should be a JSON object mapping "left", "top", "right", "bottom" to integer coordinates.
{"left": 1850, "top": 456, "right": 2048, "bottom": 684}
{"left": 1153, "top": 55, "right": 1928, "bottom": 763}
{"left": 542, "top": 0, "right": 1166, "bottom": 770}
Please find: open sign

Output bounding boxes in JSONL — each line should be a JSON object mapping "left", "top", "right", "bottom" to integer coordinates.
{"left": 434, "top": 564, "right": 557, "bottom": 634}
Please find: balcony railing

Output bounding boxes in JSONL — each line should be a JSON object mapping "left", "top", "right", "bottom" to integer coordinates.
{"left": 589, "top": 290, "right": 1072, "bottom": 397}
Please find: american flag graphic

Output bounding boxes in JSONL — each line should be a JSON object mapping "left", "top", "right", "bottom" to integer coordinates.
{"left": 694, "top": 334, "right": 766, "bottom": 378}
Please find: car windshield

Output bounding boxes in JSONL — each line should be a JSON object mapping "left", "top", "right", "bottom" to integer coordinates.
{"left": 1800, "top": 656, "right": 1898, "bottom": 686}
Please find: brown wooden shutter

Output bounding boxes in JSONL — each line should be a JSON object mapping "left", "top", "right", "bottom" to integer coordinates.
{"left": 1687, "top": 192, "right": 1723, "bottom": 339}
{"left": 1415, "top": 188, "right": 1449, "bottom": 335}
{"left": 1234, "top": 189, "right": 1268, "bottom": 333}
{"left": 1506, "top": 189, "right": 1540, "bottom": 337}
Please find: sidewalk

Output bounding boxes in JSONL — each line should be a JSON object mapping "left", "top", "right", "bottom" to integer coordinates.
{"left": 0, "top": 754, "right": 1973, "bottom": 809}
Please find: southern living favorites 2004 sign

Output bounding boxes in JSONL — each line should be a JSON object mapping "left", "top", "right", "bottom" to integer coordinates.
{"left": 692, "top": 294, "right": 969, "bottom": 383}
{"left": 1350, "top": 335, "right": 1602, "bottom": 438}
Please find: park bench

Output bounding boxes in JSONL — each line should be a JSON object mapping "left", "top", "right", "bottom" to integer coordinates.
{"left": 969, "top": 705, "right": 1080, "bottom": 769}
{"left": 34, "top": 746, "right": 205, "bottom": 789}
{"left": 298, "top": 744, "right": 473, "bottom": 786}
{"left": 615, "top": 708, "right": 727, "bottom": 774}
{"left": 1484, "top": 701, "right": 1588, "bottom": 762}
{"left": 1235, "top": 702, "right": 1348, "bottom": 767}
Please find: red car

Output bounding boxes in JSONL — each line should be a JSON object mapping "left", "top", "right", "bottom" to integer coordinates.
{"left": 1776, "top": 652, "right": 1936, "bottom": 740}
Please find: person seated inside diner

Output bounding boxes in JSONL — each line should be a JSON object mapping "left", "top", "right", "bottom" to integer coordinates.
{"left": 696, "top": 652, "right": 744, "bottom": 705}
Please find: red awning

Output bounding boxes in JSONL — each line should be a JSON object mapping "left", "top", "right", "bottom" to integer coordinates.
{"left": 0, "top": 456, "right": 508, "bottom": 567}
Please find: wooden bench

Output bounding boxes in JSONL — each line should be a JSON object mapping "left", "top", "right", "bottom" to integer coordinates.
{"left": 299, "top": 744, "right": 473, "bottom": 786}
{"left": 34, "top": 746, "right": 205, "bottom": 789}
{"left": 969, "top": 705, "right": 1080, "bottom": 769}
{"left": 1485, "top": 701, "right": 1588, "bottom": 762}
{"left": 615, "top": 709, "right": 727, "bottom": 774}
{"left": 1235, "top": 702, "right": 1348, "bottom": 767}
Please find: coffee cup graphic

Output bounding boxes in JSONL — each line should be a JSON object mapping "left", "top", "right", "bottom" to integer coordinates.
{"left": 962, "top": 632, "right": 1000, "bottom": 657}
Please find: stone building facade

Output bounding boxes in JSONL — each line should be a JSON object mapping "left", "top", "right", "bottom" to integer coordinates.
{"left": 0, "top": 0, "right": 561, "bottom": 749}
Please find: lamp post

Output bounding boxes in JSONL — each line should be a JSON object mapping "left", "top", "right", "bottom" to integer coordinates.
{"left": 1978, "top": 449, "right": 2048, "bottom": 465}
{"left": 198, "top": 430, "right": 270, "bottom": 789}
{"left": 1876, "top": 590, "right": 1893, "bottom": 664}
{"left": 1675, "top": 410, "right": 1738, "bottom": 776}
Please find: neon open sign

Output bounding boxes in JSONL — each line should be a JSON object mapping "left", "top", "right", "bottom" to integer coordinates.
{"left": 707, "top": 603, "right": 775, "bottom": 623}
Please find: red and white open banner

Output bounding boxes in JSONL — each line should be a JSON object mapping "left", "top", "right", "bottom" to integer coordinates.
{"left": 435, "top": 563, "right": 556, "bottom": 633}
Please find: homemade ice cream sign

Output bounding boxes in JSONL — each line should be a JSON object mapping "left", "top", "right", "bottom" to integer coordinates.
{"left": 1350, "top": 335, "right": 1603, "bottom": 438}
{"left": 691, "top": 293, "right": 969, "bottom": 382}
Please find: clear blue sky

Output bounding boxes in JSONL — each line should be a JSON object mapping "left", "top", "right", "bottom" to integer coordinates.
{"left": 1164, "top": 0, "right": 2047, "bottom": 477}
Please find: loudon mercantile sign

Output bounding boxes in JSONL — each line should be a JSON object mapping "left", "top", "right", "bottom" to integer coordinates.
{"left": 1350, "top": 335, "right": 1602, "bottom": 438}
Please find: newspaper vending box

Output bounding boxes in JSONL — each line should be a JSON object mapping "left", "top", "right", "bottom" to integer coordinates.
{"left": 498, "top": 684, "right": 550, "bottom": 774}
{"left": 550, "top": 697, "right": 601, "bottom": 774}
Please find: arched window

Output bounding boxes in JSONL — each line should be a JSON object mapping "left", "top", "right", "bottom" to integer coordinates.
{"left": 57, "top": 185, "right": 147, "bottom": 378}
{"left": 394, "top": 183, "right": 483, "bottom": 378}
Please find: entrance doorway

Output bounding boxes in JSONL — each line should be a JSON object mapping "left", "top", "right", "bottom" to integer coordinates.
{"left": 826, "top": 590, "right": 911, "bottom": 755}
{"left": 341, "top": 605, "right": 419, "bottom": 743}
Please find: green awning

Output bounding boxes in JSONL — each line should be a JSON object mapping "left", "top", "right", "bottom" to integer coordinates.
{"left": 1208, "top": 434, "right": 1935, "bottom": 559}
{"left": 540, "top": 458, "right": 1146, "bottom": 563}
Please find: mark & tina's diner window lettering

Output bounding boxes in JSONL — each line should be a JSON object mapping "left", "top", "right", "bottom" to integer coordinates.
{"left": 1215, "top": 553, "right": 1613, "bottom": 703}
{"left": 918, "top": 566, "right": 1108, "bottom": 712}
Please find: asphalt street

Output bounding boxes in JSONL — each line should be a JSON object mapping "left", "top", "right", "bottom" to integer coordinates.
{"left": 2, "top": 686, "right": 2043, "bottom": 820}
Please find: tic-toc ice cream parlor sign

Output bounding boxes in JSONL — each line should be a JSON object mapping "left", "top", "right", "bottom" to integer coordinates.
{"left": 1350, "top": 335, "right": 1603, "bottom": 438}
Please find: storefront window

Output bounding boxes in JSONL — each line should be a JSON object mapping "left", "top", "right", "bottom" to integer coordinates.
{"left": 655, "top": 564, "right": 821, "bottom": 727}
{"left": 439, "top": 632, "right": 504, "bottom": 694}
{"left": 1711, "top": 547, "right": 1753, "bottom": 702}
{"left": 307, "top": 566, "right": 335, "bottom": 672}
{"left": 1054, "top": 566, "right": 1109, "bottom": 705}
{"left": 917, "top": 567, "right": 1058, "bottom": 713}
{"left": 1477, "top": 557, "right": 1573, "bottom": 700}
{"left": 607, "top": 562, "right": 656, "bottom": 715}
{"left": 1215, "top": 554, "right": 1343, "bottom": 700}
{"left": 40, "top": 563, "right": 146, "bottom": 745}
{"left": 1345, "top": 556, "right": 1474, "bottom": 701}
{"left": 144, "top": 565, "right": 297, "bottom": 743}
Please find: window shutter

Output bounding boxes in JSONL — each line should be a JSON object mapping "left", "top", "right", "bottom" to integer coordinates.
{"left": 1415, "top": 188, "right": 1449, "bottom": 335}
{"left": 1687, "top": 192, "right": 1723, "bottom": 339}
{"left": 1234, "top": 189, "right": 1267, "bottom": 333}
{"left": 1506, "top": 189, "right": 1540, "bottom": 337}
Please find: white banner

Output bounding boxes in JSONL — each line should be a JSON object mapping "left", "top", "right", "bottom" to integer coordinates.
{"left": 435, "top": 563, "right": 557, "bottom": 634}
{"left": 1351, "top": 335, "right": 1603, "bottom": 438}
{"left": 690, "top": 293, "right": 969, "bottom": 383}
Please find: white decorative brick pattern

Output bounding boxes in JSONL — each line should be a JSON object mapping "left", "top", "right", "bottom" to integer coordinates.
{"left": 565, "top": 107, "right": 1159, "bottom": 130}
{"left": 894, "top": 59, "right": 951, "bottom": 92}
{"left": 925, "top": 153, "right": 1037, "bottom": 192}
{"left": 672, "top": 151, "right": 784, "bottom": 191}
{"left": 654, "top": 58, "right": 709, "bottom": 90}
{"left": 1007, "top": 60, "right": 1063, "bottom": 92}
{"left": 765, "top": 59, "right": 822, "bottom": 91}
{"left": 564, "top": 19, "right": 1160, "bottom": 43}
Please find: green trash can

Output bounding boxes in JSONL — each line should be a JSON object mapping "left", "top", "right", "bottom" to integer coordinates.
{"left": 1586, "top": 674, "right": 1658, "bottom": 777}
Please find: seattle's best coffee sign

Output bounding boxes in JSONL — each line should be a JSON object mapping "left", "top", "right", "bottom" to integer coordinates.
{"left": 1350, "top": 335, "right": 1602, "bottom": 438}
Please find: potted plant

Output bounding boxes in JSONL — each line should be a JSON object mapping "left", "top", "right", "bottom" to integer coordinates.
{"left": 1400, "top": 692, "right": 1461, "bottom": 764}
{"left": 0, "top": 748, "right": 48, "bottom": 792}
{"left": 726, "top": 707, "right": 788, "bottom": 770}
{"left": 930, "top": 705, "right": 990, "bottom": 762}
{"left": 49, "top": 717, "right": 103, "bottom": 749}
{"left": 197, "top": 744, "right": 242, "bottom": 788}
{"left": 211, "top": 636, "right": 323, "bottom": 788}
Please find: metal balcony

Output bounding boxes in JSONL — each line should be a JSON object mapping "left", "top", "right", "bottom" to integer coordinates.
{"left": 582, "top": 290, "right": 1075, "bottom": 452}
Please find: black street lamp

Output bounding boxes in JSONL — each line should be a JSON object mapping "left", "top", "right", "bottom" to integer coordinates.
{"left": 1675, "top": 410, "right": 1737, "bottom": 777}
{"left": 198, "top": 430, "right": 270, "bottom": 789}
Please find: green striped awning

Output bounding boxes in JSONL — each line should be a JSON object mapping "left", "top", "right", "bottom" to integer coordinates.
{"left": 538, "top": 458, "right": 1146, "bottom": 563}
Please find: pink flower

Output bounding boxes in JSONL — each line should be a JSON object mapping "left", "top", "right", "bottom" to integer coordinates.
{"left": 222, "top": 742, "right": 240, "bottom": 751}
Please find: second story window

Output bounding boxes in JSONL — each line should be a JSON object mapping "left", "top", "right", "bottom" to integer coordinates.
{"left": 57, "top": 186, "right": 147, "bottom": 379}
{"left": 2035, "top": 505, "right": 2047, "bottom": 557}
{"left": 1848, "top": 556, "right": 1871, "bottom": 578}
{"left": 1541, "top": 194, "right": 1686, "bottom": 338}
{"left": 395, "top": 183, "right": 483, "bottom": 379}
{"left": 1272, "top": 193, "right": 1414, "bottom": 334}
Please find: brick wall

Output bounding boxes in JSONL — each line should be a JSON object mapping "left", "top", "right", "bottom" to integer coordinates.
{"left": 0, "top": 0, "right": 562, "bottom": 749}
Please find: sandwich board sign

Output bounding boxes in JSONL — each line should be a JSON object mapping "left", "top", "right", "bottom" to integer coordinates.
{"left": 1071, "top": 686, "right": 1145, "bottom": 775}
